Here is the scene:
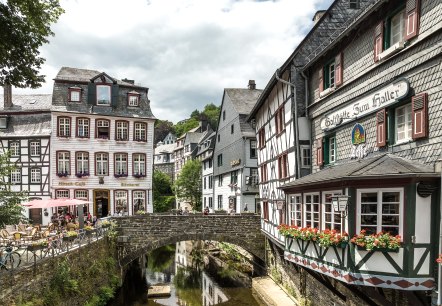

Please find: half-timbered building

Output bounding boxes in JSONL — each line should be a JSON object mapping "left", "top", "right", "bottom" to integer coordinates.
{"left": 213, "top": 81, "right": 261, "bottom": 213}
{"left": 0, "top": 87, "right": 52, "bottom": 225}
{"left": 50, "top": 67, "right": 155, "bottom": 216}
{"left": 254, "top": 0, "right": 441, "bottom": 304}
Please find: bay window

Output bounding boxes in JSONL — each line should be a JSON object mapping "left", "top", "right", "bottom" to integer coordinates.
{"left": 323, "top": 191, "right": 342, "bottom": 232}
{"left": 289, "top": 195, "right": 302, "bottom": 227}
{"left": 304, "top": 193, "right": 320, "bottom": 228}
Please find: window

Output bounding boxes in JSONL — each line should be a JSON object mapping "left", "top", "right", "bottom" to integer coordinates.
{"left": 128, "top": 94, "right": 139, "bottom": 106}
{"left": 115, "top": 153, "right": 128, "bottom": 176}
{"left": 208, "top": 175, "right": 213, "bottom": 189}
{"left": 76, "top": 152, "right": 89, "bottom": 175}
{"left": 30, "top": 168, "right": 41, "bottom": 183}
{"left": 10, "top": 168, "right": 21, "bottom": 184}
{"left": 29, "top": 141, "right": 40, "bottom": 156}
{"left": 301, "top": 145, "right": 311, "bottom": 168}
{"left": 349, "top": 0, "right": 359, "bottom": 9}
{"left": 250, "top": 140, "right": 257, "bottom": 158}
{"left": 133, "top": 154, "right": 146, "bottom": 176}
{"left": 323, "top": 136, "right": 336, "bottom": 165}
{"left": 230, "top": 171, "right": 238, "bottom": 185}
{"left": 209, "top": 159, "right": 212, "bottom": 168}
{"left": 133, "top": 190, "right": 146, "bottom": 213}
{"left": 218, "top": 175, "right": 223, "bottom": 187}
{"left": 116, "top": 121, "right": 129, "bottom": 141}
{"left": 204, "top": 197, "right": 207, "bottom": 207}
{"left": 217, "top": 195, "right": 223, "bottom": 210}
{"left": 304, "top": 193, "right": 319, "bottom": 228}
{"left": 250, "top": 168, "right": 258, "bottom": 185}
{"left": 324, "top": 60, "right": 335, "bottom": 90}
{"left": 74, "top": 190, "right": 88, "bottom": 200}
{"left": 0, "top": 117, "right": 7, "bottom": 129}
{"left": 389, "top": 9, "right": 405, "bottom": 47}
{"left": 58, "top": 117, "right": 71, "bottom": 137}
{"left": 263, "top": 201, "right": 269, "bottom": 221}
{"left": 115, "top": 190, "right": 128, "bottom": 214}
{"left": 57, "top": 151, "right": 70, "bottom": 175}
{"left": 323, "top": 191, "right": 342, "bottom": 232}
{"left": 96, "top": 120, "right": 110, "bottom": 139}
{"left": 77, "top": 118, "right": 90, "bottom": 138}
{"left": 319, "top": 53, "right": 342, "bottom": 93}
{"left": 217, "top": 154, "right": 223, "bottom": 166}
{"left": 9, "top": 141, "right": 19, "bottom": 156}
{"left": 96, "top": 153, "right": 108, "bottom": 175}
{"left": 260, "top": 163, "right": 268, "bottom": 183}
{"left": 395, "top": 103, "right": 412, "bottom": 143}
{"left": 96, "top": 85, "right": 111, "bottom": 105}
{"left": 55, "top": 189, "right": 69, "bottom": 198}
{"left": 275, "top": 106, "right": 285, "bottom": 135}
{"left": 134, "top": 122, "right": 147, "bottom": 141}
{"left": 209, "top": 197, "right": 213, "bottom": 209}
{"left": 358, "top": 189, "right": 402, "bottom": 236}
{"left": 223, "top": 111, "right": 226, "bottom": 121}
{"left": 289, "top": 195, "right": 302, "bottom": 227}
{"left": 68, "top": 87, "right": 81, "bottom": 102}
{"left": 204, "top": 177, "right": 207, "bottom": 189}
{"left": 278, "top": 154, "right": 289, "bottom": 179}
{"left": 231, "top": 124, "right": 234, "bottom": 134}
{"left": 217, "top": 134, "right": 220, "bottom": 142}
{"left": 258, "top": 128, "right": 265, "bottom": 149}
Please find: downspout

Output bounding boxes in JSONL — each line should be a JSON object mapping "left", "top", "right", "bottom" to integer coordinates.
{"left": 275, "top": 68, "right": 301, "bottom": 180}
{"left": 438, "top": 157, "right": 442, "bottom": 306}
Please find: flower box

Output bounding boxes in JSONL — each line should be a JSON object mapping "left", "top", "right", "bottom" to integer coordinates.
{"left": 356, "top": 245, "right": 400, "bottom": 253}
{"left": 57, "top": 172, "right": 69, "bottom": 177}
{"left": 27, "top": 244, "right": 45, "bottom": 252}
{"left": 133, "top": 174, "right": 146, "bottom": 178}
{"left": 114, "top": 174, "right": 128, "bottom": 178}
{"left": 85, "top": 229, "right": 96, "bottom": 236}
{"left": 75, "top": 172, "right": 90, "bottom": 178}
{"left": 63, "top": 236, "right": 76, "bottom": 242}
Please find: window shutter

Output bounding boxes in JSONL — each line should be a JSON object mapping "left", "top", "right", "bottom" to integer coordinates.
{"left": 376, "top": 109, "right": 387, "bottom": 147}
{"left": 318, "top": 67, "right": 324, "bottom": 93}
{"left": 87, "top": 83, "right": 96, "bottom": 105}
{"left": 316, "top": 138, "right": 323, "bottom": 166}
{"left": 374, "top": 21, "right": 384, "bottom": 62}
{"left": 412, "top": 93, "right": 428, "bottom": 139}
{"left": 405, "top": 0, "right": 420, "bottom": 40}
{"left": 111, "top": 84, "right": 119, "bottom": 108}
{"left": 335, "top": 53, "right": 343, "bottom": 87}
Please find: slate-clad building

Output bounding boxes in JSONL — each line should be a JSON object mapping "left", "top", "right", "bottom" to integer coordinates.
{"left": 196, "top": 131, "right": 215, "bottom": 212}
{"left": 154, "top": 142, "right": 175, "bottom": 182}
{"left": 213, "top": 81, "right": 261, "bottom": 213}
{"left": 51, "top": 67, "right": 155, "bottom": 216}
{"left": 250, "top": 0, "right": 442, "bottom": 304}
{"left": 0, "top": 88, "right": 52, "bottom": 225}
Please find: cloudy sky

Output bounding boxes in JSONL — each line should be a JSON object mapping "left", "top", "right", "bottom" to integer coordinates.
{"left": 16, "top": 0, "right": 333, "bottom": 123}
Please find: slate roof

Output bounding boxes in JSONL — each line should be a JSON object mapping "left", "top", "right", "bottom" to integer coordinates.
{"left": 0, "top": 113, "right": 51, "bottom": 137}
{"left": 196, "top": 131, "right": 216, "bottom": 156}
{"left": 280, "top": 153, "right": 438, "bottom": 190}
{"left": 239, "top": 114, "right": 255, "bottom": 138}
{"left": 225, "top": 88, "right": 262, "bottom": 115}
{"left": 154, "top": 143, "right": 176, "bottom": 155}
{"left": 0, "top": 94, "right": 52, "bottom": 112}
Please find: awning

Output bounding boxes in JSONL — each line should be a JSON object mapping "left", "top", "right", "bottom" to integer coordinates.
{"left": 23, "top": 198, "right": 91, "bottom": 209}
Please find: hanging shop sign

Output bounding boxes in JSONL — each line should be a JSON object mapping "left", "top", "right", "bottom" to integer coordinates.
{"left": 230, "top": 159, "right": 241, "bottom": 167}
{"left": 350, "top": 123, "right": 370, "bottom": 159}
{"left": 320, "top": 78, "right": 410, "bottom": 131}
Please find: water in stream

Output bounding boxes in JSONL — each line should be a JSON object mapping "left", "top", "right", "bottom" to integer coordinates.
{"left": 108, "top": 241, "right": 262, "bottom": 306}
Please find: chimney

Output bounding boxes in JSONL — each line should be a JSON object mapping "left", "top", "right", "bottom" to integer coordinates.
{"left": 312, "top": 10, "right": 326, "bottom": 24}
{"left": 122, "top": 78, "right": 135, "bottom": 84}
{"left": 248, "top": 80, "right": 256, "bottom": 90}
{"left": 3, "top": 84, "right": 12, "bottom": 108}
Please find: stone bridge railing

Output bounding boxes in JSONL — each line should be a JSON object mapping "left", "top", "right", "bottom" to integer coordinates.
{"left": 113, "top": 213, "right": 265, "bottom": 266}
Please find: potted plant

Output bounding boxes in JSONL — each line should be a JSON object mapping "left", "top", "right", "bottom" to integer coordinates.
{"left": 317, "top": 229, "right": 349, "bottom": 248}
{"left": 135, "top": 210, "right": 147, "bottom": 215}
{"left": 84, "top": 225, "right": 96, "bottom": 236}
{"left": 350, "top": 230, "right": 401, "bottom": 252}
{"left": 27, "top": 240, "right": 48, "bottom": 252}
{"left": 63, "top": 230, "right": 78, "bottom": 242}
{"left": 101, "top": 220, "right": 112, "bottom": 228}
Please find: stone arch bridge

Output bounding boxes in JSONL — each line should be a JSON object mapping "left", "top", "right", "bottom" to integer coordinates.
{"left": 113, "top": 214, "right": 265, "bottom": 266}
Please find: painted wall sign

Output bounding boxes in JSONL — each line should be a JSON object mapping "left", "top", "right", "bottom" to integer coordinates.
{"left": 320, "top": 78, "right": 409, "bottom": 131}
{"left": 351, "top": 124, "right": 366, "bottom": 145}
{"left": 121, "top": 183, "right": 140, "bottom": 187}
{"left": 230, "top": 159, "right": 241, "bottom": 167}
{"left": 58, "top": 182, "right": 86, "bottom": 186}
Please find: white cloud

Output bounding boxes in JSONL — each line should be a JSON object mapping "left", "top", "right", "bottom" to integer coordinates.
{"left": 14, "top": 0, "right": 333, "bottom": 123}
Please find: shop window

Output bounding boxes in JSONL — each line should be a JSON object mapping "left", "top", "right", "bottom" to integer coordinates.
{"left": 304, "top": 193, "right": 319, "bottom": 228}
{"left": 217, "top": 195, "right": 223, "bottom": 210}
{"left": 134, "top": 122, "right": 147, "bottom": 141}
{"left": 57, "top": 151, "right": 70, "bottom": 175}
{"left": 116, "top": 121, "right": 129, "bottom": 141}
{"left": 77, "top": 118, "right": 90, "bottom": 138}
{"left": 10, "top": 168, "right": 21, "bottom": 184}
{"left": 250, "top": 140, "right": 257, "bottom": 158}
{"left": 217, "top": 154, "right": 223, "bottom": 166}
{"left": 96, "top": 85, "right": 111, "bottom": 105}
{"left": 289, "top": 195, "right": 302, "bottom": 227}
{"left": 74, "top": 190, "right": 88, "bottom": 200}
{"left": 29, "top": 141, "right": 40, "bottom": 156}
{"left": 115, "top": 190, "right": 128, "bottom": 214}
{"left": 95, "top": 153, "right": 109, "bottom": 176}
{"left": 30, "top": 168, "right": 41, "bottom": 183}
{"left": 278, "top": 153, "right": 289, "bottom": 179}
{"left": 258, "top": 128, "right": 265, "bottom": 149}
{"left": 58, "top": 117, "right": 71, "bottom": 137}
{"left": 260, "top": 163, "right": 268, "bottom": 183}
{"left": 115, "top": 153, "right": 128, "bottom": 176}
{"left": 133, "top": 190, "right": 146, "bottom": 213}
{"left": 96, "top": 119, "right": 110, "bottom": 139}
{"left": 357, "top": 189, "right": 402, "bottom": 236}
{"left": 55, "top": 189, "right": 69, "bottom": 198}
{"left": 263, "top": 201, "right": 269, "bottom": 221}
{"left": 68, "top": 87, "right": 81, "bottom": 102}
{"left": 323, "top": 191, "right": 342, "bottom": 232}
{"left": 9, "top": 141, "right": 20, "bottom": 156}
{"left": 301, "top": 145, "right": 311, "bottom": 168}
{"left": 275, "top": 106, "right": 285, "bottom": 135}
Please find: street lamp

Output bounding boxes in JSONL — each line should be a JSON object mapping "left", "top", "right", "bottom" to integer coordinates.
{"left": 331, "top": 195, "right": 350, "bottom": 217}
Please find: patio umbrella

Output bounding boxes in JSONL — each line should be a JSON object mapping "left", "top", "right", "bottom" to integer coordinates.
{"left": 23, "top": 198, "right": 91, "bottom": 209}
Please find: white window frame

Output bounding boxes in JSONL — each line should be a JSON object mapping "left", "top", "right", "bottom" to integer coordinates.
{"left": 356, "top": 188, "right": 403, "bottom": 237}
{"left": 55, "top": 189, "right": 69, "bottom": 198}
{"left": 0, "top": 117, "right": 7, "bottom": 129}
{"left": 30, "top": 168, "right": 41, "bottom": 183}
{"left": 115, "top": 190, "right": 128, "bottom": 214}
{"left": 69, "top": 88, "right": 81, "bottom": 102}
{"left": 303, "top": 193, "right": 320, "bottom": 228}
{"left": 58, "top": 118, "right": 70, "bottom": 137}
{"left": 329, "top": 136, "right": 336, "bottom": 163}
{"left": 96, "top": 153, "right": 108, "bottom": 176}
{"left": 289, "top": 194, "right": 302, "bottom": 227}
{"left": 9, "top": 141, "right": 20, "bottom": 156}
{"left": 76, "top": 152, "right": 89, "bottom": 174}
{"left": 96, "top": 85, "right": 111, "bottom": 105}
{"left": 390, "top": 9, "right": 405, "bottom": 46}
{"left": 128, "top": 94, "right": 139, "bottom": 106}
{"left": 74, "top": 190, "right": 88, "bottom": 199}
{"left": 10, "top": 168, "right": 21, "bottom": 184}
{"left": 133, "top": 190, "right": 146, "bottom": 212}
{"left": 133, "top": 153, "right": 145, "bottom": 175}
{"left": 77, "top": 118, "right": 90, "bottom": 137}
{"left": 115, "top": 153, "right": 128, "bottom": 175}
{"left": 300, "top": 145, "right": 311, "bottom": 168}
{"left": 29, "top": 141, "right": 40, "bottom": 156}
{"left": 395, "top": 103, "right": 412, "bottom": 143}
{"left": 134, "top": 122, "right": 146, "bottom": 141}
{"left": 116, "top": 121, "right": 129, "bottom": 141}
{"left": 322, "top": 191, "right": 342, "bottom": 232}
{"left": 57, "top": 152, "right": 70, "bottom": 174}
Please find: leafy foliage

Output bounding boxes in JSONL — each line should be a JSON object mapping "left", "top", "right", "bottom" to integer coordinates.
{"left": 0, "top": 151, "right": 28, "bottom": 227}
{"left": 147, "top": 244, "right": 176, "bottom": 272}
{"left": 174, "top": 117, "right": 199, "bottom": 138}
{"left": 153, "top": 170, "right": 175, "bottom": 212}
{"left": 154, "top": 119, "right": 175, "bottom": 144}
{"left": 174, "top": 159, "right": 202, "bottom": 211}
{"left": 0, "top": 0, "right": 64, "bottom": 88}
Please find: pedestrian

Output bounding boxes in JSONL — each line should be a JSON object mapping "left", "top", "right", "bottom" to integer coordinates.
{"left": 204, "top": 206, "right": 209, "bottom": 215}
{"left": 178, "top": 207, "right": 183, "bottom": 215}
{"left": 244, "top": 204, "right": 248, "bottom": 212}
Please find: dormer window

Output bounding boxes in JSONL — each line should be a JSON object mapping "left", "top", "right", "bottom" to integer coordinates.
{"left": 128, "top": 92, "right": 140, "bottom": 106}
{"left": 349, "top": 0, "right": 359, "bottom": 9}
{"left": 0, "top": 116, "right": 7, "bottom": 129}
{"left": 96, "top": 85, "right": 111, "bottom": 105}
{"left": 68, "top": 87, "right": 81, "bottom": 102}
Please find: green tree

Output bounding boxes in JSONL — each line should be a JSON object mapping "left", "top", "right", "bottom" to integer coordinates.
{"left": 154, "top": 119, "right": 175, "bottom": 144}
{"left": 153, "top": 170, "right": 175, "bottom": 213}
{"left": 0, "top": 152, "right": 28, "bottom": 226}
{"left": 174, "top": 117, "right": 199, "bottom": 137}
{"left": 201, "top": 103, "right": 220, "bottom": 130}
{"left": 174, "top": 159, "right": 202, "bottom": 211}
{"left": 0, "top": 0, "right": 64, "bottom": 88}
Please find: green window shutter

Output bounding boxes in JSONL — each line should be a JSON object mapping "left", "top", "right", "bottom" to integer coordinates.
{"left": 87, "top": 83, "right": 96, "bottom": 105}
{"left": 111, "top": 84, "right": 119, "bottom": 108}
{"left": 384, "top": 18, "right": 391, "bottom": 50}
